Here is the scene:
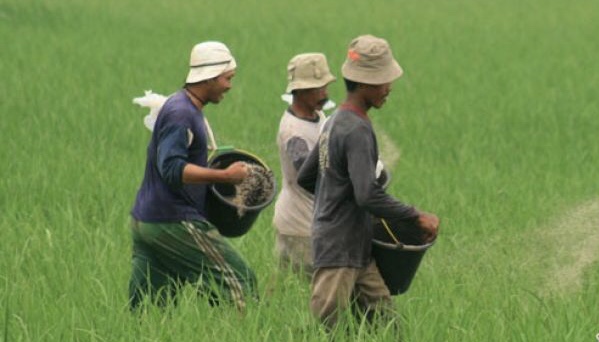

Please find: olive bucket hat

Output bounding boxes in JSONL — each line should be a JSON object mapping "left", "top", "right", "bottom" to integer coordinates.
{"left": 286, "top": 53, "right": 336, "bottom": 93}
{"left": 341, "top": 34, "right": 403, "bottom": 85}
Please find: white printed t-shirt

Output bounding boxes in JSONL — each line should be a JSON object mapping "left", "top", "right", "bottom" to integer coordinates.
{"left": 273, "top": 109, "right": 326, "bottom": 237}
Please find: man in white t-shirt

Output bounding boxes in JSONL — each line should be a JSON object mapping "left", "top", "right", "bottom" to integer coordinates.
{"left": 273, "top": 53, "right": 336, "bottom": 277}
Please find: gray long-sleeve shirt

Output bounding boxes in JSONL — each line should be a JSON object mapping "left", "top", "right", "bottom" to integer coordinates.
{"left": 297, "top": 106, "right": 418, "bottom": 268}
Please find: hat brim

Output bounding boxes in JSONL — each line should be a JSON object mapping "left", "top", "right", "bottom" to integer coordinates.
{"left": 281, "top": 93, "right": 336, "bottom": 110}
{"left": 286, "top": 74, "right": 336, "bottom": 93}
{"left": 341, "top": 59, "right": 403, "bottom": 85}
{"left": 186, "top": 59, "right": 237, "bottom": 84}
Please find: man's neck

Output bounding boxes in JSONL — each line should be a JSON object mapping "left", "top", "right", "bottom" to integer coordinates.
{"left": 185, "top": 87, "right": 206, "bottom": 110}
{"left": 344, "top": 93, "right": 370, "bottom": 113}
{"left": 290, "top": 102, "right": 318, "bottom": 120}
{"left": 341, "top": 94, "right": 370, "bottom": 119}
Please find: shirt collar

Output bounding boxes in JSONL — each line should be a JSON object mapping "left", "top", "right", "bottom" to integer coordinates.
{"left": 339, "top": 102, "right": 369, "bottom": 121}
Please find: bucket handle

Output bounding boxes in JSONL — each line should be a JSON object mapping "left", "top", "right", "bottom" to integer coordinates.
{"left": 204, "top": 116, "right": 220, "bottom": 160}
{"left": 204, "top": 118, "right": 266, "bottom": 170}
{"left": 374, "top": 217, "right": 436, "bottom": 251}
{"left": 372, "top": 238, "right": 435, "bottom": 252}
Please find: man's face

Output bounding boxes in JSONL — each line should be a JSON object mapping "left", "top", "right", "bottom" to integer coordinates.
{"left": 364, "top": 82, "right": 393, "bottom": 109}
{"left": 295, "top": 86, "right": 329, "bottom": 111}
{"left": 206, "top": 70, "right": 235, "bottom": 104}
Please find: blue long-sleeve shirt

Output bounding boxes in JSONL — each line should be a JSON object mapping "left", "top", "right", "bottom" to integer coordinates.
{"left": 131, "top": 90, "right": 209, "bottom": 222}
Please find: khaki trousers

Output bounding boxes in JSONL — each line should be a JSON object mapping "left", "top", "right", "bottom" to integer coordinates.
{"left": 310, "top": 260, "right": 394, "bottom": 329}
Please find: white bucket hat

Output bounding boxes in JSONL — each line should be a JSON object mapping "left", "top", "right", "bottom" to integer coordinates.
{"left": 286, "top": 53, "right": 336, "bottom": 93}
{"left": 186, "top": 41, "right": 237, "bottom": 84}
{"left": 341, "top": 35, "right": 403, "bottom": 85}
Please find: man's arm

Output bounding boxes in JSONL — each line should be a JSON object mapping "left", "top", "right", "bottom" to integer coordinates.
{"left": 182, "top": 162, "right": 247, "bottom": 184}
{"left": 346, "top": 124, "right": 418, "bottom": 221}
{"left": 346, "top": 124, "right": 439, "bottom": 240}
{"left": 297, "top": 141, "right": 319, "bottom": 194}
{"left": 286, "top": 137, "right": 310, "bottom": 171}
{"left": 156, "top": 124, "right": 246, "bottom": 187}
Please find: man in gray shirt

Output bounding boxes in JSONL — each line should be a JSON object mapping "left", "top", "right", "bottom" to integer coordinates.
{"left": 298, "top": 35, "right": 440, "bottom": 329}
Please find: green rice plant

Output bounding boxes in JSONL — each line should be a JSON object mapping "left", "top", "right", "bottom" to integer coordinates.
{"left": 1, "top": 0, "right": 598, "bottom": 341}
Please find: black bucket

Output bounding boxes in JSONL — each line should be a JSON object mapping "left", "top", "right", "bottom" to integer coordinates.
{"left": 205, "top": 149, "right": 276, "bottom": 237}
{"left": 371, "top": 217, "right": 435, "bottom": 295}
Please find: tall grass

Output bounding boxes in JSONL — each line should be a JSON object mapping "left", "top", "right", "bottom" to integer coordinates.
{"left": 1, "top": 0, "right": 598, "bottom": 340}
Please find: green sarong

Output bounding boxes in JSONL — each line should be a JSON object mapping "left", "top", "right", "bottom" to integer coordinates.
{"left": 128, "top": 219, "right": 257, "bottom": 310}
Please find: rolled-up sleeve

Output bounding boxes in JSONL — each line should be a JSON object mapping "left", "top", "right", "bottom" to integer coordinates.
{"left": 297, "top": 141, "right": 319, "bottom": 194}
{"left": 286, "top": 136, "right": 310, "bottom": 171}
{"left": 156, "top": 124, "right": 189, "bottom": 188}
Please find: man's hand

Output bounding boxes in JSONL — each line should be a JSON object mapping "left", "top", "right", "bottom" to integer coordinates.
{"left": 417, "top": 211, "right": 440, "bottom": 243}
{"left": 224, "top": 161, "right": 248, "bottom": 184}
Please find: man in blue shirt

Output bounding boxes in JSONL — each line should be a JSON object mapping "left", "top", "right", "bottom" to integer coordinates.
{"left": 129, "top": 41, "right": 256, "bottom": 310}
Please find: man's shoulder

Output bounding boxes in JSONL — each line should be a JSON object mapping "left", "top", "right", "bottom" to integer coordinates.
{"left": 278, "top": 109, "right": 319, "bottom": 135}
{"left": 330, "top": 110, "right": 371, "bottom": 135}
{"left": 163, "top": 91, "right": 194, "bottom": 111}
{"left": 160, "top": 92, "right": 201, "bottom": 124}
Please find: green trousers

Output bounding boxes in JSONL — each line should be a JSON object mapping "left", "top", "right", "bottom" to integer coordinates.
{"left": 128, "top": 219, "right": 257, "bottom": 310}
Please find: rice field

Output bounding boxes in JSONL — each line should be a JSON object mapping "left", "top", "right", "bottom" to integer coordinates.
{"left": 1, "top": 0, "right": 598, "bottom": 340}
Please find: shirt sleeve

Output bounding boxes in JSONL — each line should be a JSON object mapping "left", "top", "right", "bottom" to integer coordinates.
{"left": 286, "top": 136, "right": 310, "bottom": 171}
{"left": 346, "top": 123, "right": 418, "bottom": 221}
{"left": 297, "top": 141, "right": 319, "bottom": 194}
{"left": 156, "top": 123, "right": 189, "bottom": 188}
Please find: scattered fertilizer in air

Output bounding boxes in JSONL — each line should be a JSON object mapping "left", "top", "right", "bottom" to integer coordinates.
{"left": 534, "top": 199, "right": 599, "bottom": 296}
{"left": 378, "top": 129, "right": 401, "bottom": 169}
